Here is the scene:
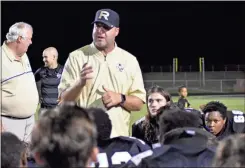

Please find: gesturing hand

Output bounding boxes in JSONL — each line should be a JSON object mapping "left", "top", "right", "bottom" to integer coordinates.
{"left": 80, "top": 63, "right": 93, "bottom": 86}
{"left": 102, "top": 85, "right": 121, "bottom": 109}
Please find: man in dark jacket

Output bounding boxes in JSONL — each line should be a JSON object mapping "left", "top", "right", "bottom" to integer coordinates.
{"left": 35, "top": 47, "right": 63, "bottom": 113}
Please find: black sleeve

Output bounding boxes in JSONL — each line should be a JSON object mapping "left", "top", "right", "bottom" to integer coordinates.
{"left": 34, "top": 68, "right": 42, "bottom": 82}
{"left": 132, "top": 123, "right": 145, "bottom": 141}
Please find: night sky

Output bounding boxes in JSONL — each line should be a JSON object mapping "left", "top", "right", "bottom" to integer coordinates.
{"left": 2, "top": 1, "right": 245, "bottom": 72}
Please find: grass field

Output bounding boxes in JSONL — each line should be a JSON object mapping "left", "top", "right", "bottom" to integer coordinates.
{"left": 35, "top": 95, "right": 244, "bottom": 134}
{"left": 130, "top": 95, "right": 245, "bottom": 130}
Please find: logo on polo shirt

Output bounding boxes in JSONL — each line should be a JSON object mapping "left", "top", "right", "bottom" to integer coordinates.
{"left": 116, "top": 63, "right": 124, "bottom": 72}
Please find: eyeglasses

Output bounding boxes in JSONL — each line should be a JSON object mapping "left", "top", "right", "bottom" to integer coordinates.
{"left": 95, "top": 23, "right": 111, "bottom": 31}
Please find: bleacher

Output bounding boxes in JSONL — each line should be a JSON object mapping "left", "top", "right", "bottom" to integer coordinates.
{"left": 143, "top": 71, "right": 245, "bottom": 94}
{"left": 143, "top": 71, "right": 245, "bottom": 80}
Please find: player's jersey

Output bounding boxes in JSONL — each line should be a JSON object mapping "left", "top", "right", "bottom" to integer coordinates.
{"left": 205, "top": 110, "right": 245, "bottom": 140}
{"left": 123, "top": 127, "right": 216, "bottom": 168}
{"left": 92, "top": 136, "right": 151, "bottom": 168}
{"left": 227, "top": 110, "right": 245, "bottom": 132}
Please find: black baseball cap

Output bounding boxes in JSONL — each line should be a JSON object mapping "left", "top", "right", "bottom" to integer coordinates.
{"left": 92, "top": 9, "right": 120, "bottom": 28}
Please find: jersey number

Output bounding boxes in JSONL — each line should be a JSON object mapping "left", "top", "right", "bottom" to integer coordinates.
{"left": 232, "top": 110, "right": 244, "bottom": 123}
{"left": 91, "top": 152, "right": 132, "bottom": 167}
{"left": 234, "top": 115, "right": 245, "bottom": 123}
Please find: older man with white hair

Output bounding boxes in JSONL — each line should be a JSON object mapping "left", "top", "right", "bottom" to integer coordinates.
{"left": 1, "top": 22, "right": 39, "bottom": 143}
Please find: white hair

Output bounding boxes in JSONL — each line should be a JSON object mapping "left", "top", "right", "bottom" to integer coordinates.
{"left": 6, "top": 22, "right": 33, "bottom": 43}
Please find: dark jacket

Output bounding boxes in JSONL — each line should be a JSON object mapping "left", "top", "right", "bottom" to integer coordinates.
{"left": 125, "top": 127, "right": 217, "bottom": 168}
{"left": 34, "top": 64, "right": 64, "bottom": 107}
{"left": 132, "top": 116, "right": 159, "bottom": 147}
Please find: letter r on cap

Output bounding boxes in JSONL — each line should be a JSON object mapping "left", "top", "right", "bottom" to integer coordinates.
{"left": 98, "top": 11, "right": 109, "bottom": 20}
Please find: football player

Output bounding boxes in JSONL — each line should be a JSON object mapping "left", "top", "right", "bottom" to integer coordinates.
{"left": 202, "top": 101, "right": 245, "bottom": 140}
{"left": 123, "top": 107, "right": 216, "bottom": 167}
{"left": 89, "top": 107, "right": 151, "bottom": 168}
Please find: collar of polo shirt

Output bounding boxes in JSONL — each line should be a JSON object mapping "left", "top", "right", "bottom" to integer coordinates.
{"left": 91, "top": 42, "right": 118, "bottom": 61}
{"left": 2, "top": 42, "right": 23, "bottom": 62}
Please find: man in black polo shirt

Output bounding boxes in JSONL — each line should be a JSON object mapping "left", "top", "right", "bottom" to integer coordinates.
{"left": 35, "top": 47, "right": 63, "bottom": 113}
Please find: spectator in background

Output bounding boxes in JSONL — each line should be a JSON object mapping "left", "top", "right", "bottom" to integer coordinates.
{"left": 1, "top": 22, "right": 39, "bottom": 143}
{"left": 30, "top": 102, "right": 98, "bottom": 168}
{"left": 35, "top": 47, "right": 63, "bottom": 114}
{"left": 58, "top": 9, "right": 146, "bottom": 137}
{"left": 203, "top": 101, "right": 245, "bottom": 140}
{"left": 1, "top": 132, "right": 28, "bottom": 168}
{"left": 132, "top": 86, "right": 172, "bottom": 147}
{"left": 213, "top": 134, "right": 245, "bottom": 167}
{"left": 89, "top": 107, "right": 151, "bottom": 167}
{"left": 177, "top": 85, "right": 190, "bottom": 109}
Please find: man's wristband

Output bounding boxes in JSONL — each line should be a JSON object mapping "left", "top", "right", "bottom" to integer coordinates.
{"left": 120, "top": 94, "right": 126, "bottom": 105}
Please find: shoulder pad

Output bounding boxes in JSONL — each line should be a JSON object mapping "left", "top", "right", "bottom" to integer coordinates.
{"left": 231, "top": 110, "right": 244, "bottom": 115}
{"left": 184, "top": 108, "right": 200, "bottom": 113}
{"left": 135, "top": 116, "right": 145, "bottom": 125}
{"left": 118, "top": 136, "right": 149, "bottom": 147}
{"left": 130, "top": 149, "right": 153, "bottom": 166}
{"left": 184, "top": 108, "right": 194, "bottom": 112}
{"left": 230, "top": 110, "right": 245, "bottom": 133}
{"left": 127, "top": 136, "right": 147, "bottom": 145}
{"left": 135, "top": 116, "right": 146, "bottom": 125}
{"left": 152, "top": 143, "right": 161, "bottom": 149}
{"left": 134, "top": 145, "right": 172, "bottom": 166}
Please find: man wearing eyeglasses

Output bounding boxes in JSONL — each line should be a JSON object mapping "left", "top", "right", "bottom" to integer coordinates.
{"left": 1, "top": 22, "right": 39, "bottom": 143}
{"left": 34, "top": 47, "right": 63, "bottom": 115}
{"left": 58, "top": 9, "right": 146, "bottom": 138}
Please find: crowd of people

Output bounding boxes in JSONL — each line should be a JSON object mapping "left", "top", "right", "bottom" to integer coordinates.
{"left": 1, "top": 8, "right": 245, "bottom": 168}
